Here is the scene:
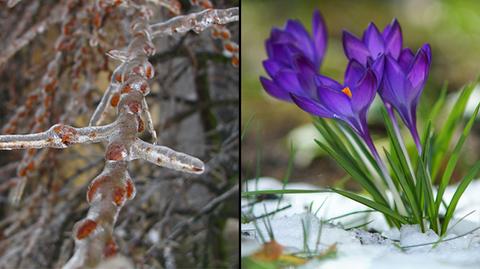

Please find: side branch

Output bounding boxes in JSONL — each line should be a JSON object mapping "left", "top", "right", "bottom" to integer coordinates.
{"left": 149, "top": 7, "right": 239, "bottom": 37}
{"left": 130, "top": 138, "right": 205, "bottom": 174}
{"left": 0, "top": 122, "right": 117, "bottom": 150}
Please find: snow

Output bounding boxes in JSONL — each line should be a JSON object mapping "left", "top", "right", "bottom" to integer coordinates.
{"left": 243, "top": 213, "right": 359, "bottom": 253}
{"left": 242, "top": 177, "right": 480, "bottom": 269}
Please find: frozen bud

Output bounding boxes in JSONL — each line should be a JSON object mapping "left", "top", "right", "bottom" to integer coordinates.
{"left": 126, "top": 100, "right": 141, "bottom": 114}
{"left": 104, "top": 238, "right": 118, "bottom": 258}
{"left": 110, "top": 93, "right": 120, "bottom": 107}
{"left": 231, "top": 54, "right": 239, "bottom": 67}
{"left": 136, "top": 115, "right": 145, "bottom": 133}
{"left": 124, "top": 75, "right": 150, "bottom": 95}
{"left": 75, "top": 219, "right": 98, "bottom": 240}
{"left": 113, "top": 72, "right": 123, "bottom": 84}
{"left": 51, "top": 124, "right": 79, "bottom": 146}
{"left": 224, "top": 41, "right": 238, "bottom": 53}
{"left": 144, "top": 62, "right": 154, "bottom": 79}
{"left": 112, "top": 186, "right": 126, "bottom": 206}
{"left": 139, "top": 83, "right": 150, "bottom": 95}
{"left": 132, "top": 65, "right": 144, "bottom": 77}
{"left": 106, "top": 142, "right": 128, "bottom": 161}
{"left": 121, "top": 83, "right": 132, "bottom": 94}
{"left": 220, "top": 29, "right": 231, "bottom": 40}
{"left": 211, "top": 30, "right": 219, "bottom": 39}
{"left": 87, "top": 175, "right": 109, "bottom": 203}
{"left": 125, "top": 178, "right": 136, "bottom": 200}
{"left": 118, "top": 91, "right": 143, "bottom": 115}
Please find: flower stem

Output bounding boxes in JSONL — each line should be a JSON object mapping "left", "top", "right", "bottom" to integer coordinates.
{"left": 411, "top": 127, "right": 423, "bottom": 155}
{"left": 361, "top": 129, "right": 407, "bottom": 216}
{"left": 386, "top": 107, "right": 417, "bottom": 184}
{"left": 339, "top": 125, "right": 389, "bottom": 197}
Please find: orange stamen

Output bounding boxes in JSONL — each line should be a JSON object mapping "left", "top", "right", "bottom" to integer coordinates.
{"left": 342, "top": 87, "right": 352, "bottom": 98}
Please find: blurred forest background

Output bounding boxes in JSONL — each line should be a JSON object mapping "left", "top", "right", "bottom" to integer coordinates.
{"left": 242, "top": 0, "right": 480, "bottom": 189}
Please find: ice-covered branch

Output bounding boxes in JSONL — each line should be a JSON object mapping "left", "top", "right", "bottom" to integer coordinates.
{"left": 63, "top": 3, "right": 206, "bottom": 267}
{"left": 189, "top": 1, "right": 239, "bottom": 67}
{"left": 0, "top": 123, "right": 117, "bottom": 150}
{"left": 130, "top": 138, "right": 205, "bottom": 174}
{"left": 149, "top": 7, "right": 239, "bottom": 37}
{"left": 147, "top": 0, "right": 181, "bottom": 15}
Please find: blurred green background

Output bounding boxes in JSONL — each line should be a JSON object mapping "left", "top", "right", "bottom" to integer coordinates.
{"left": 241, "top": 0, "right": 480, "bottom": 188}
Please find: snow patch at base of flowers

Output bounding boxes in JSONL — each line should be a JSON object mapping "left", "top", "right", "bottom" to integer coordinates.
{"left": 242, "top": 177, "right": 480, "bottom": 268}
{"left": 243, "top": 213, "right": 359, "bottom": 253}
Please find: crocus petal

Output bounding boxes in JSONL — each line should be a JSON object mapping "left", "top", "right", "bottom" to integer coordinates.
{"left": 290, "top": 93, "right": 332, "bottom": 118}
{"left": 363, "top": 23, "right": 385, "bottom": 58}
{"left": 262, "top": 59, "right": 283, "bottom": 78}
{"left": 316, "top": 85, "right": 354, "bottom": 117}
{"left": 265, "top": 30, "right": 292, "bottom": 59}
{"left": 269, "top": 28, "right": 295, "bottom": 44}
{"left": 422, "top": 43, "right": 432, "bottom": 63}
{"left": 351, "top": 70, "right": 377, "bottom": 113}
{"left": 398, "top": 48, "right": 414, "bottom": 71}
{"left": 260, "top": 77, "right": 291, "bottom": 101}
{"left": 344, "top": 60, "right": 366, "bottom": 88}
{"left": 293, "top": 56, "right": 318, "bottom": 96}
{"left": 384, "top": 55, "right": 407, "bottom": 101}
{"left": 312, "top": 10, "right": 328, "bottom": 65}
{"left": 380, "top": 74, "right": 402, "bottom": 108}
{"left": 273, "top": 70, "right": 303, "bottom": 94}
{"left": 293, "top": 54, "right": 317, "bottom": 75}
{"left": 285, "top": 20, "right": 315, "bottom": 63}
{"left": 343, "top": 30, "right": 370, "bottom": 65}
{"left": 297, "top": 74, "right": 317, "bottom": 98}
{"left": 269, "top": 43, "right": 298, "bottom": 66}
{"left": 316, "top": 74, "right": 343, "bottom": 91}
{"left": 382, "top": 19, "right": 402, "bottom": 59}
{"left": 370, "top": 55, "right": 385, "bottom": 83}
{"left": 406, "top": 44, "right": 431, "bottom": 103}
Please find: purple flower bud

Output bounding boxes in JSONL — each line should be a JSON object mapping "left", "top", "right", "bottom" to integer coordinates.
{"left": 260, "top": 10, "right": 327, "bottom": 102}
{"left": 343, "top": 19, "right": 431, "bottom": 153}
{"left": 343, "top": 19, "right": 402, "bottom": 65}
{"left": 381, "top": 44, "right": 432, "bottom": 151}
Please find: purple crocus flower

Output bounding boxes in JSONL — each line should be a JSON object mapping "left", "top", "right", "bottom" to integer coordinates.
{"left": 260, "top": 10, "right": 327, "bottom": 102}
{"left": 382, "top": 44, "right": 432, "bottom": 152}
{"left": 342, "top": 19, "right": 402, "bottom": 79}
{"left": 343, "top": 19, "right": 431, "bottom": 153}
{"left": 289, "top": 58, "right": 378, "bottom": 143}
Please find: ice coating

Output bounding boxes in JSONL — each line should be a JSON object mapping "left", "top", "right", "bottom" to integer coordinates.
{"left": 130, "top": 138, "right": 205, "bottom": 174}
{"left": 0, "top": 122, "right": 118, "bottom": 150}
{"left": 150, "top": 7, "right": 239, "bottom": 37}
